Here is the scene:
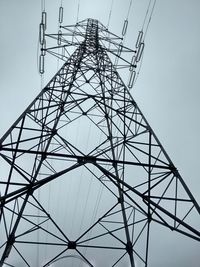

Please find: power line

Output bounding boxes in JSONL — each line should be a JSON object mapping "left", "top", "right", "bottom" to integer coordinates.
{"left": 41, "top": 0, "right": 46, "bottom": 12}
{"left": 76, "top": 0, "right": 81, "bottom": 23}
{"left": 144, "top": 0, "right": 157, "bottom": 39}
{"left": 130, "top": 0, "right": 157, "bottom": 89}
{"left": 142, "top": 0, "right": 152, "bottom": 30}
{"left": 126, "top": 0, "right": 133, "bottom": 19}
{"left": 107, "top": 0, "right": 114, "bottom": 29}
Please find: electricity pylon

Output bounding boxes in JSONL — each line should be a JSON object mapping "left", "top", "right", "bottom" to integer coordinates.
{"left": 0, "top": 18, "right": 199, "bottom": 267}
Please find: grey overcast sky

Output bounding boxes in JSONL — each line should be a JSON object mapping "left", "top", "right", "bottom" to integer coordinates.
{"left": 0, "top": 0, "right": 200, "bottom": 266}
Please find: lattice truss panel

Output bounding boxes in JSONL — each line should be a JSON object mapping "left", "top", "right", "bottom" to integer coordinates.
{"left": 0, "top": 19, "right": 199, "bottom": 267}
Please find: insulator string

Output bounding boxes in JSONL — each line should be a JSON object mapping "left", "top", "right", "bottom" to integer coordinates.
{"left": 116, "top": 0, "right": 133, "bottom": 64}
{"left": 39, "top": 0, "right": 46, "bottom": 81}
{"left": 132, "top": 50, "right": 145, "bottom": 87}
{"left": 128, "top": 0, "right": 157, "bottom": 89}
{"left": 57, "top": 1, "right": 64, "bottom": 73}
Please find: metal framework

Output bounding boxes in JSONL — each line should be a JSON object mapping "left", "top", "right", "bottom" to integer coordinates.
{"left": 0, "top": 18, "right": 199, "bottom": 267}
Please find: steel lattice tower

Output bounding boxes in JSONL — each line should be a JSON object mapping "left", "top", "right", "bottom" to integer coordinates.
{"left": 0, "top": 18, "right": 200, "bottom": 267}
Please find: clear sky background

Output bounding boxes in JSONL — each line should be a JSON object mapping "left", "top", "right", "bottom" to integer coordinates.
{"left": 0, "top": 0, "right": 200, "bottom": 266}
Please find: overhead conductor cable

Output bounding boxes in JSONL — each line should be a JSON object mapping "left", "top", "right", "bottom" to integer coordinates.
{"left": 118, "top": 0, "right": 133, "bottom": 67}
{"left": 107, "top": 0, "right": 114, "bottom": 30}
{"left": 76, "top": 0, "right": 81, "bottom": 23}
{"left": 122, "top": 0, "right": 133, "bottom": 37}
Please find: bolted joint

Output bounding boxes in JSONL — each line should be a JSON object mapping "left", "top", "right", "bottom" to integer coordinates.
{"left": 5, "top": 234, "right": 15, "bottom": 258}
{"left": 0, "top": 198, "right": 5, "bottom": 207}
{"left": 41, "top": 152, "right": 47, "bottom": 161}
{"left": 77, "top": 156, "right": 96, "bottom": 164}
{"left": 118, "top": 195, "right": 124, "bottom": 203}
{"left": 60, "top": 104, "right": 65, "bottom": 113}
{"left": 148, "top": 213, "right": 152, "bottom": 222}
{"left": 107, "top": 134, "right": 112, "bottom": 140}
{"left": 27, "top": 184, "right": 34, "bottom": 196}
{"left": 112, "top": 162, "right": 117, "bottom": 168}
{"left": 68, "top": 241, "right": 77, "bottom": 250}
{"left": 8, "top": 234, "right": 15, "bottom": 244}
{"left": 126, "top": 241, "right": 133, "bottom": 255}
{"left": 52, "top": 128, "right": 57, "bottom": 135}
{"left": 171, "top": 165, "right": 178, "bottom": 174}
{"left": 77, "top": 157, "right": 85, "bottom": 164}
